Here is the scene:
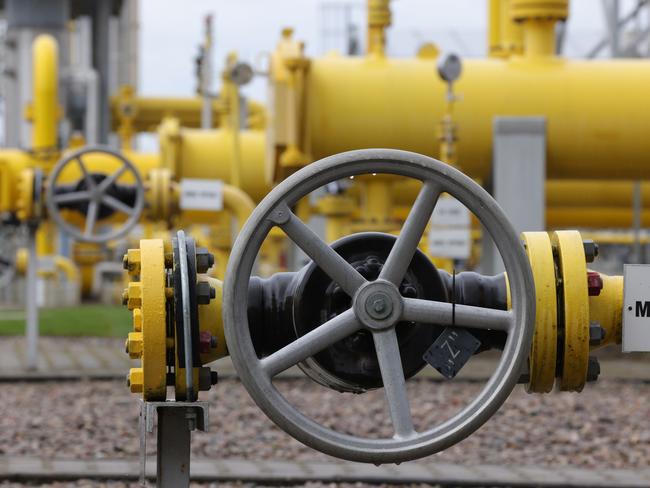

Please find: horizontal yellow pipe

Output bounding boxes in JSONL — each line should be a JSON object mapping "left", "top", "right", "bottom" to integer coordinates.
{"left": 304, "top": 55, "right": 650, "bottom": 180}
{"left": 110, "top": 94, "right": 266, "bottom": 132}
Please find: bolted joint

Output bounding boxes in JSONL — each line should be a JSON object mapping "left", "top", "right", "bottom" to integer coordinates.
{"left": 199, "top": 331, "right": 218, "bottom": 354}
{"left": 198, "top": 367, "right": 217, "bottom": 391}
{"left": 124, "top": 249, "right": 141, "bottom": 274}
{"left": 586, "top": 357, "right": 600, "bottom": 382}
{"left": 132, "top": 308, "right": 142, "bottom": 332}
{"left": 589, "top": 322, "right": 606, "bottom": 346}
{"left": 196, "top": 281, "right": 216, "bottom": 304}
{"left": 583, "top": 240, "right": 599, "bottom": 263}
{"left": 126, "top": 282, "right": 142, "bottom": 310}
{"left": 128, "top": 367, "right": 144, "bottom": 393}
{"left": 121, "top": 289, "right": 129, "bottom": 306}
{"left": 587, "top": 271, "right": 604, "bottom": 296}
{"left": 195, "top": 247, "right": 215, "bottom": 274}
{"left": 126, "top": 331, "right": 143, "bottom": 359}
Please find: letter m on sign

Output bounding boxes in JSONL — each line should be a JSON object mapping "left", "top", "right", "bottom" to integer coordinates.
{"left": 636, "top": 301, "right": 650, "bottom": 317}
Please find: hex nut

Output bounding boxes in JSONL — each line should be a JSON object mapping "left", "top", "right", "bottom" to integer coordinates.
{"left": 126, "top": 282, "right": 142, "bottom": 310}
{"left": 586, "top": 357, "right": 600, "bottom": 382}
{"left": 587, "top": 271, "right": 604, "bottom": 297}
{"left": 589, "top": 322, "right": 605, "bottom": 346}
{"left": 196, "top": 281, "right": 215, "bottom": 304}
{"left": 126, "top": 249, "right": 141, "bottom": 274}
{"left": 127, "top": 332, "right": 143, "bottom": 359}
{"left": 583, "top": 240, "right": 599, "bottom": 263}
{"left": 128, "top": 367, "right": 144, "bottom": 393}
{"left": 196, "top": 247, "right": 215, "bottom": 274}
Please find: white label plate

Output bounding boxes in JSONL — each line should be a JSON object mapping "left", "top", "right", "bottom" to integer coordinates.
{"left": 622, "top": 264, "right": 650, "bottom": 352}
{"left": 428, "top": 227, "right": 471, "bottom": 259}
{"left": 431, "top": 197, "right": 471, "bottom": 227}
{"left": 180, "top": 179, "right": 224, "bottom": 211}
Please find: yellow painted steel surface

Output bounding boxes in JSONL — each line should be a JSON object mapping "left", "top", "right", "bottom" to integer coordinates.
{"left": 110, "top": 87, "right": 266, "bottom": 133}
{"left": 551, "top": 230, "right": 589, "bottom": 392}
{"left": 125, "top": 240, "right": 167, "bottom": 400}
{"left": 589, "top": 273, "right": 623, "bottom": 350}
{"left": 297, "top": 54, "right": 650, "bottom": 181}
{"left": 521, "top": 232, "right": 557, "bottom": 393}
{"left": 28, "top": 34, "right": 60, "bottom": 158}
{"left": 198, "top": 276, "right": 227, "bottom": 363}
{"left": 158, "top": 119, "right": 268, "bottom": 202}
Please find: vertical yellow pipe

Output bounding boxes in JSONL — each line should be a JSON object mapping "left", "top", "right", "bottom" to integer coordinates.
{"left": 31, "top": 34, "right": 59, "bottom": 151}
{"left": 36, "top": 221, "right": 56, "bottom": 256}
{"left": 509, "top": 0, "right": 568, "bottom": 58}
{"left": 521, "top": 19, "right": 556, "bottom": 58}
{"left": 367, "top": 0, "right": 391, "bottom": 57}
{"left": 500, "top": 0, "right": 524, "bottom": 57}
{"left": 488, "top": 0, "right": 503, "bottom": 57}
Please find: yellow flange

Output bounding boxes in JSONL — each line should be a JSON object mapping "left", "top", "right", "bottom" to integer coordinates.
{"left": 125, "top": 239, "right": 168, "bottom": 400}
{"left": 551, "top": 230, "right": 590, "bottom": 392}
{"left": 521, "top": 231, "right": 557, "bottom": 393}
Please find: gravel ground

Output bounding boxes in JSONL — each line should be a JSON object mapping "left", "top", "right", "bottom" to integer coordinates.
{"left": 0, "top": 484, "right": 441, "bottom": 488}
{"left": 1, "top": 377, "right": 650, "bottom": 471}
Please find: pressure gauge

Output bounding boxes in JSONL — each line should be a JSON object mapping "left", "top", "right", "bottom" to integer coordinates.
{"left": 437, "top": 53, "right": 462, "bottom": 83}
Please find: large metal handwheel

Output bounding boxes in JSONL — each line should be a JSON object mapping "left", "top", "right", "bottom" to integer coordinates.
{"left": 223, "top": 149, "right": 535, "bottom": 464}
{"left": 45, "top": 146, "right": 145, "bottom": 243}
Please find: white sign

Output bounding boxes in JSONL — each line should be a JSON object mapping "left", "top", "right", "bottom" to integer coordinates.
{"left": 428, "top": 228, "right": 471, "bottom": 259}
{"left": 180, "top": 179, "right": 224, "bottom": 211}
{"left": 622, "top": 264, "right": 650, "bottom": 352}
{"left": 431, "top": 197, "right": 471, "bottom": 227}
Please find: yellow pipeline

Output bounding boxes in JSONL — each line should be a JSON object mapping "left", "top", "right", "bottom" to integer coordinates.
{"left": 158, "top": 118, "right": 268, "bottom": 202}
{"left": 110, "top": 86, "right": 266, "bottom": 133}
{"left": 15, "top": 248, "right": 79, "bottom": 283}
{"left": 299, "top": 53, "right": 650, "bottom": 181}
{"left": 264, "top": 0, "right": 644, "bottom": 182}
{"left": 28, "top": 34, "right": 60, "bottom": 159}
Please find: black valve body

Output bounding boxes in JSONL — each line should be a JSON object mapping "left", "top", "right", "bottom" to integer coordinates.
{"left": 247, "top": 232, "right": 508, "bottom": 392}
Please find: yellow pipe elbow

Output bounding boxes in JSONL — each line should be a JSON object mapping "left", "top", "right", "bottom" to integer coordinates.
{"left": 52, "top": 255, "right": 80, "bottom": 284}
{"left": 222, "top": 183, "right": 254, "bottom": 232}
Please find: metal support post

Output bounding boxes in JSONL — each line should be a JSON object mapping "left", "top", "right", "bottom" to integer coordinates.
{"left": 200, "top": 15, "right": 214, "bottom": 129}
{"left": 140, "top": 401, "right": 209, "bottom": 488}
{"left": 633, "top": 180, "right": 643, "bottom": 263}
{"left": 483, "top": 116, "right": 546, "bottom": 274}
{"left": 25, "top": 223, "right": 39, "bottom": 370}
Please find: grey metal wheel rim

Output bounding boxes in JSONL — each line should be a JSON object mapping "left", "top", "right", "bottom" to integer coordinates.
{"left": 223, "top": 149, "right": 535, "bottom": 464}
{"left": 45, "top": 145, "right": 145, "bottom": 243}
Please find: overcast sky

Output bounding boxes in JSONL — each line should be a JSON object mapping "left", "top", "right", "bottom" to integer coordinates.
{"left": 139, "top": 0, "right": 621, "bottom": 101}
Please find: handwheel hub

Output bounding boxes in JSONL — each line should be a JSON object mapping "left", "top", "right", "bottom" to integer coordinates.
{"left": 365, "top": 292, "right": 392, "bottom": 319}
{"left": 354, "top": 280, "right": 403, "bottom": 330}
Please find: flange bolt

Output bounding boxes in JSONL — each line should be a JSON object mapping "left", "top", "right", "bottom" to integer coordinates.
{"left": 587, "top": 271, "right": 603, "bottom": 296}
{"left": 583, "top": 240, "right": 599, "bottom": 263}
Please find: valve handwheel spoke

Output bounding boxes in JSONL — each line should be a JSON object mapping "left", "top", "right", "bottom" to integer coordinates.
{"left": 372, "top": 328, "right": 416, "bottom": 439}
{"left": 402, "top": 298, "right": 513, "bottom": 332}
{"left": 75, "top": 155, "right": 95, "bottom": 190}
{"left": 379, "top": 180, "right": 441, "bottom": 285}
{"left": 270, "top": 202, "right": 367, "bottom": 297}
{"left": 51, "top": 191, "right": 91, "bottom": 204}
{"left": 102, "top": 194, "right": 137, "bottom": 215}
{"left": 223, "top": 149, "right": 535, "bottom": 464}
{"left": 46, "top": 146, "right": 145, "bottom": 243}
{"left": 84, "top": 200, "right": 99, "bottom": 238}
{"left": 261, "top": 309, "right": 361, "bottom": 377}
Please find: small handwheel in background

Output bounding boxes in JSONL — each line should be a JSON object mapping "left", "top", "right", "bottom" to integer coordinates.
{"left": 223, "top": 149, "right": 535, "bottom": 464}
{"left": 45, "top": 146, "right": 145, "bottom": 243}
